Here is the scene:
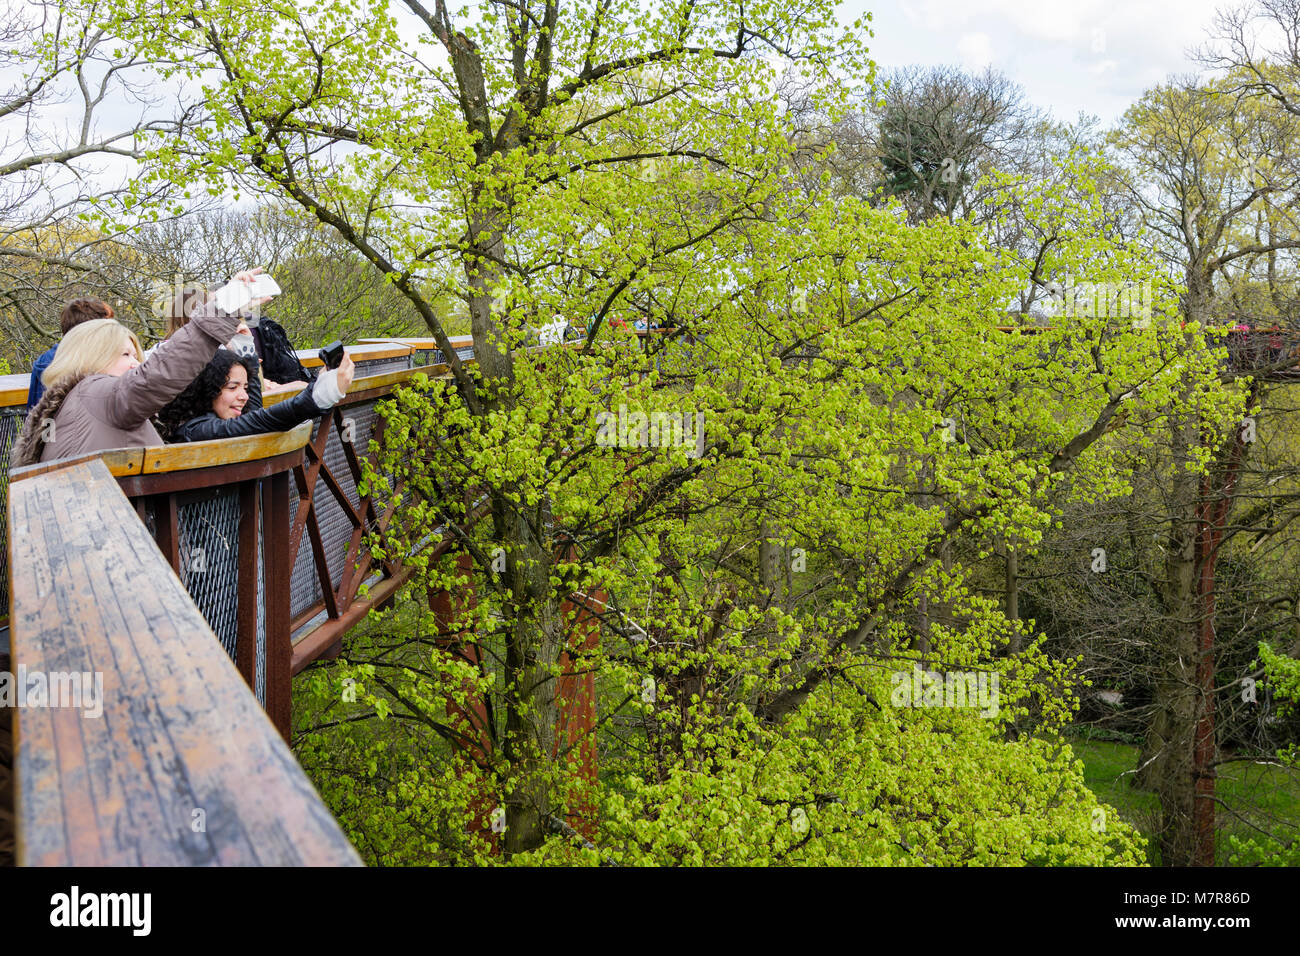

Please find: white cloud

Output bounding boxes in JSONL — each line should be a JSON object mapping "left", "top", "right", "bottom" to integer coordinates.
{"left": 956, "top": 32, "right": 995, "bottom": 70}
{"left": 860, "top": 0, "right": 1227, "bottom": 124}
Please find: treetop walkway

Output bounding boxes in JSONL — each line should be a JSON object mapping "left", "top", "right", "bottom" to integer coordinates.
{"left": 9, "top": 453, "right": 362, "bottom": 865}
{"left": 2, "top": 321, "right": 1298, "bottom": 866}
{"left": 3, "top": 335, "right": 474, "bottom": 866}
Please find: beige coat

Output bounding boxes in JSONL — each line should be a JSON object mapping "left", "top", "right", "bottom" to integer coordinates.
{"left": 14, "top": 302, "right": 241, "bottom": 466}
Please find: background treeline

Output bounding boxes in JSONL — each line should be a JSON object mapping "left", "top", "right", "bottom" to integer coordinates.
{"left": 0, "top": 205, "right": 465, "bottom": 373}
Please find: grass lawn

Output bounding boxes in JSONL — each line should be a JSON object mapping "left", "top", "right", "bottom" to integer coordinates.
{"left": 1070, "top": 736, "right": 1300, "bottom": 866}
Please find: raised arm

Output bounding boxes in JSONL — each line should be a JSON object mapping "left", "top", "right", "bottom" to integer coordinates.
{"left": 101, "top": 291, "right": 254, "bottom": 429}
{"left": 173, "top": 386, "right": 319, "bottom": 442}
{"left": 173, "top": 358, "right": 352, "bottom": 443}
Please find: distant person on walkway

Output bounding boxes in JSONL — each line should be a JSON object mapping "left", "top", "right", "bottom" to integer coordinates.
{"left": 156, "top": 347, "right": 353, "bottom": 443}
{"left": 246, "top": 311, "right": 315, "bottom": 389}
{"left": 12, "top": 272, "right": 262, "bottom": 467}
{"left": 163, "top": 283, "right": 208, "bottom": 341}
{"left": 26, "top": 298, "right": 115, "bottom": 410}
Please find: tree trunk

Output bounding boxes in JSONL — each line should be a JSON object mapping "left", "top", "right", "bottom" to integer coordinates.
{"left": 1137, "top": 413, "right": 1202, "bottom": 866}
{"left": 760, "top": 521, "right": 779, "bottom": 592}
{"left": 1139, "top": 374, "right": 1250, "bottom": 865}
{"left": 1005, "top": 544, "right": 1019, "bottom": 648}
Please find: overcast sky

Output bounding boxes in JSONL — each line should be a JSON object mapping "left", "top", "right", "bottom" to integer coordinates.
{"left": 4, "top": 0, "right": 1250, "bottom": 202}
{"left": 844, "top": 0, "right": 1230, "bottom": 125}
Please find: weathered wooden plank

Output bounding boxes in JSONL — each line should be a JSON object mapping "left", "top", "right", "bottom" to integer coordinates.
{"left": 10, "top": 447, "right": 145, "bottom": 483}
{"left": 140, "top": 421, "right": 312, "bottom": 473}
{"left": 17, "top": 467, "right": 205, "bottom": 865}
{"left": 0, "top": 371, "right": 29, "bottom": 407}
{"left": 53, "top": 509, "right": 190, "bottom": 866}
{"left": 9, "top": 458, "right": 362, "bottom": 866}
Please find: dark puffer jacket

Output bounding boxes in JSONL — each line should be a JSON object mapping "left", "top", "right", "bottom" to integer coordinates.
{"left": 171, "top": 384, "right": 330, "bottom": 443}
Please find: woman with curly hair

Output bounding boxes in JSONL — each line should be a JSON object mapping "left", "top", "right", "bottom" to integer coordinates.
{"left": 156, "top": 346, "right": 354, "bottom": 443}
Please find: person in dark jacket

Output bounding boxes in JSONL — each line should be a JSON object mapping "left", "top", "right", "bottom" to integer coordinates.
{"left": 247, "top": 313, "right": 315, "bottom": 386}
{"left": 156, "top": 347, "right": 353, "bottom": 443}
{"left": 26, "top": 298, "right": 116, "bottom": 410}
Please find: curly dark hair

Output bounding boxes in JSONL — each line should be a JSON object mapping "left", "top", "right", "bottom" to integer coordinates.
{"left": 156, "top": 349, "right": 259, "bottom": 441}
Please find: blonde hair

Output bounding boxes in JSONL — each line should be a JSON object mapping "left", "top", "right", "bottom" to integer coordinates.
{"left": 43, "top": 319, "right": 143, "bottom": 389}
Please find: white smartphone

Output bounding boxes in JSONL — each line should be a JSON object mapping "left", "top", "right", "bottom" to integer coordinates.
{"left": 211, "top": 273, "right": 282, "bottom": 313}
{"left": 249, "top": 274, "right": 282, "bottom": 299}
{"left": 211, "top": 281, "right": 252, "bottom": 314}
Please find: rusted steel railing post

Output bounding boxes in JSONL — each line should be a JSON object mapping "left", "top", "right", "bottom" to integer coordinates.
{"left": 236, "top": 480, "right": 262, "bottom": 689}
{"left": 263, "top": 470, "right": 293, "bottom": 738}
{"left": 427, "top": 551, "right": 497, "bottom": 843}
{"left": 557, "top": 585, "right": 603, "bottom": 840}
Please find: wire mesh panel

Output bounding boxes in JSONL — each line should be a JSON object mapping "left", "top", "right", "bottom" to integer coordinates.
{"left": 429, "top": 345, "right": 477, "bottom": 364}
{"left": 354, "top": 355, "right": 412, "bottom": 378}
{"left": 320, "top": 404, "right": 376, "bottom": 588}
{"left": 0, "top": 405, "right": 26, "bottom": 619}
{"left": 287, "top": 402, "right": 383, "bottom": 623}
{"left": 287, "top": 476, "right": 321, "bottom": 624}
{"left": 177, "top": 489, "right": 242, "bottom": 662}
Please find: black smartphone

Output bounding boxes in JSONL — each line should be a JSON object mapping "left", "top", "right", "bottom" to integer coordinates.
{"left": 318, "top": 340, "right": 344, "bottom": 370}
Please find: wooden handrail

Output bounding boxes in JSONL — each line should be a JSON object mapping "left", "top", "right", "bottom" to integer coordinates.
{"left": 140, "top": 420, "right": 311, "bottom": 473}
{"left": 357, "top": 335, "right": 475, "bottom": 350}
{"left": 0, "top": 372, "right": 26, "bottom": 407}
{"left": 10, "top": 421, "right": 312, "bottom": 482}
{"left": 8, "top": 456, "right": 362, "bottom": 865}
{"left": 9, "top": 446, "right": 147, "bottom": 481}
{"left": 260, "top": 367, "right": 448, "bottom": 410}
{"left": 295, "top": 341, "right": 415, "bottom": 368}
{"left": 0, "top": 340, "right": 425, "bottom": 409}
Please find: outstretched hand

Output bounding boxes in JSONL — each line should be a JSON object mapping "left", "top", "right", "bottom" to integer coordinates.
{"left": 336, "top": 352, "right": 355, "bottom": 393}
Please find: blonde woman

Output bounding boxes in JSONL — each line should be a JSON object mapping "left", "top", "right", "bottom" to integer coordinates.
{"left": 13, "top": 271, "right": 260, "bottom": 467}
